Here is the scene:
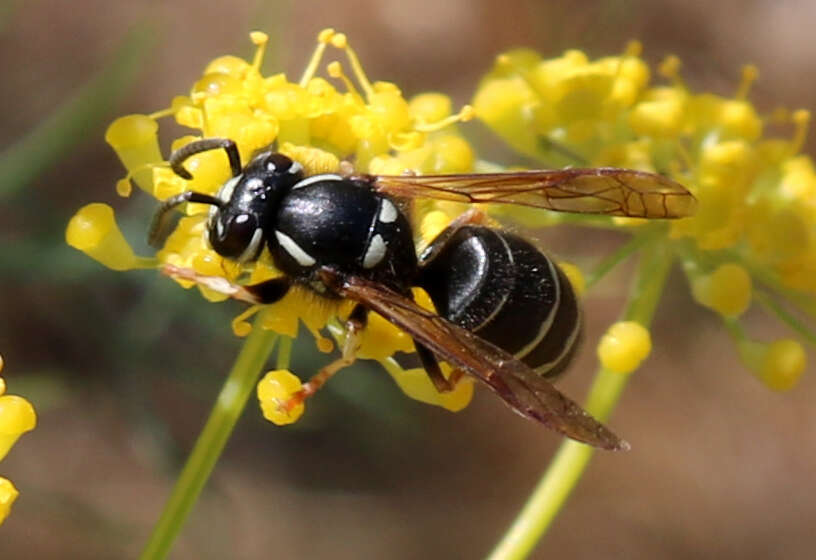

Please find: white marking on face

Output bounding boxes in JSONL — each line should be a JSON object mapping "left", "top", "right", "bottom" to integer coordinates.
{"left": 378, "top": 198, "right": 398, "bottom": 224}
{"left": 363, "top": 234, "right": 387, "bottom": 269}
{"left": 210, "top": 174, "right": 243, "bottom": 221}
{"left": 291, "top": 173, "right": 344, "bottom": 190}
{"left": 289, "top": 161, "right": 303, "bottom": 175}
{"left": 237, "top": 227, "right": 264, "bottom": 263}
{"left": 217, "top": 174, "right": 242, "bottom": 202}
{"left": 275, "top": 230, "right": 316, "bottom": 267}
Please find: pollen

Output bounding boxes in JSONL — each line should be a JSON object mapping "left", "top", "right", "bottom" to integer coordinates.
{"left": 597, "top": 321, "right": 652, "bottom": 374}
{"left": 257, "top": 369, "right": 305, "bottom": 425}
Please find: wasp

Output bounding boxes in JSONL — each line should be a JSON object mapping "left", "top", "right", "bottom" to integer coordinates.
{"left": 151, "top": 138, "right": 696, "bottom": 451}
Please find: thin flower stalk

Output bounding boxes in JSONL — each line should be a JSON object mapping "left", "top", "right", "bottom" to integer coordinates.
{"left": 488, "top": 242, "right": 673, "bottom": 560}
{"left": 140, "top": 314, "right": 278, "bottom": 560}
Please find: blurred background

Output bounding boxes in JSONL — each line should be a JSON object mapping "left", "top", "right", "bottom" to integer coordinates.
{"left": 2, "top": 0, "right": 816, "bottom": 558}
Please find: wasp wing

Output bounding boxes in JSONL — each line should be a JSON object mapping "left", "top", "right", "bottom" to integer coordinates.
{"left": 321, "top": 268, "right": 628, "bottom": 451}
{"left": 370, "top": 167, "right": 695, "bottom": 219}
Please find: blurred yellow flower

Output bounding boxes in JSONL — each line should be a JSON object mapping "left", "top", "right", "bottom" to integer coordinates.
{"left": 0, "top": 355, "right": 37, "bottom": 525}
{"left": 474, "top": 44, "right": 811, "bottom": 384}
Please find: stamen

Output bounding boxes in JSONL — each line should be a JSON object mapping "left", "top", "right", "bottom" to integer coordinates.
{"left": 735, "top": 64, "right": 759, "bottom": 100}
{"left": 658, "top": 55, "right": 685, "bottom": 88}
{"left": 148, "top": 108, "right": 176, "bottom": 120}
{"left": 674, "top": 143, "right": 695, "bottom": 172}
{"left": 327, "top": 61, "right": 364, "bottom": 102}
{"left": 624, "top": 40, "right": 642, "bottom": 58}
{"left": 299, "top": 28, "right": 335, "bottom": 87}
{"left": 790, "top": 109, "right": 811, "bottom": 155}
{"left": 232, "top": 305, "right": 262, "bottom": 337}
{"left": 306, "top": 324, "right": 334, "bottom": 353}
{"left": 249, "top": 31, "right": 269, "bottom": 72}
{"left": 767, "top": 107, "right": 790, "bottom": 125}
{"left": 415, "top": 105, "right": 476, "bottom": 132}
{"left": 329, "top": 32, "right": 375, "bottom": 100}
{"left": 116, "top": 162, "right": 169, "bottom": 197}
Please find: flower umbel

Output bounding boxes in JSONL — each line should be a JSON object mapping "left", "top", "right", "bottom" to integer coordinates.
{"left": 474, "top": 43, "right": 813, "bottom": 391}
{"left": 0, "top": 355, "right": 37, "bottom": 526}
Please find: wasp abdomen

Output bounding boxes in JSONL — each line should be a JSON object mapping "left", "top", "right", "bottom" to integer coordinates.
{"left": 418, "top": 226, "right": 581, "bottom": 377}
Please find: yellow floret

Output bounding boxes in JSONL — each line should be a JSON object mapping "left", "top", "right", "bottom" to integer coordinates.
{"left": 257, "top": 370, "right": 304, "bottom": 425}
{"left": 381, "top": 360, "right": 474, "bottom": 412}
{"left": 0, "top": 394, "right": 37, "bottom": 461}
{"left": 759, "top": 339, "right": 806, "bottom": 391}
{"left": 597, "top": 321, "right": 652, "bottom": 374}
{"left": 105, "top": 115, "right": 162, "bottom": 193}
{"left": 0, "top": 477, "right": 19, "bottom": 526}
{"left": 65, "top": 204, "right": 150, "bottom": 271}
{"left": 691, "top": 263, "right": 752, "bottom": 318}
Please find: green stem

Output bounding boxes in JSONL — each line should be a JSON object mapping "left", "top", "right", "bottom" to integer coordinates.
{"left": 584, "top": 232, "right": 653, "bottom": 290}
{"left": 755, "top": 291, "right": 816, "bottom": 346}
{"left": 487, "top": 242, "right": 674, "bottom": 560}
{"left": 140, "top": 314, "right": 278, "bottom": 560}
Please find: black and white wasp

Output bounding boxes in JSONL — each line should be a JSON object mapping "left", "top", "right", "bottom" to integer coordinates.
{"left": 151, "top": 138, "right": 696, "bottom": 450}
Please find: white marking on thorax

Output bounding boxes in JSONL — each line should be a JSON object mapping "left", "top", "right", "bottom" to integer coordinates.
{"left": 291, "top": 173, "right": 344, "bottom": 190}
{"left": 362, "top": 234, "right": 387, "bottom": 269}
{"left": 275, "top": 230, "right": 316, "bottom": 267}
{"left": 378, "top": 198, "right": 398, "bottom": 224}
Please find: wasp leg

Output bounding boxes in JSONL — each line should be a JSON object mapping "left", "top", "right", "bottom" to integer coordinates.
{"left": 280, "top": 304, "right": 368, "bottom": 411}
{"left": 418, "top": 208, "right": 490, "bottom": 266}
{"left": 241, "top": 277, "right": 292, "bottom": 304}
{"left": 148, "top": 191, "right": 225, "bottom": 247}
{"left": 415, "top": 342, "right": 454, "bottom": 392}
{"left": 414, "top": 342, "right": 467, "bottom": 393}
{"left": 160, "top": 265, "right": 291, "bottom": 304}
{"left": 169, "top": 138, "right": 242, "bottom": 180}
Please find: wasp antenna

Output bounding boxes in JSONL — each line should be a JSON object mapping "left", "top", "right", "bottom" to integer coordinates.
{"left": 169, "top": 138, "right": 242, "bottom": 180}
{"left": 148, "top": 191, "right": 224, "bottom": 248}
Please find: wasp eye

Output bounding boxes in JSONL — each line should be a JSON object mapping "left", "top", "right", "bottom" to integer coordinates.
{"left": 209, "top": 213, "right": 262, "bottom": 260}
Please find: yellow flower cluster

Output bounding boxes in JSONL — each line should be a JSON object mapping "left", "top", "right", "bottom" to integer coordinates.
{"left": 473, "top": 42, "right": 811, "bottom": 388}
{"left": 0, "top": 355, "right": 37, "bottom": 525}
{"left": 66, "top": 29, "right": 477, "bottom": 417}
